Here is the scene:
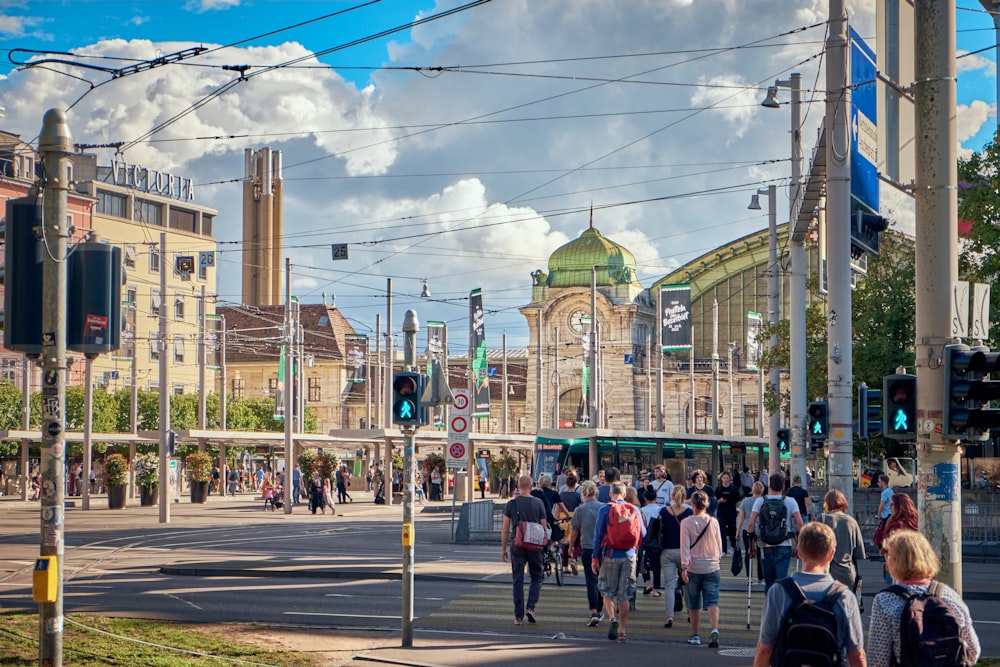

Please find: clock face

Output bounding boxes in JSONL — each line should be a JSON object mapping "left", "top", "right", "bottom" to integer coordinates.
{"left": 568, "top": 310, "right": 589, "bottom": 334}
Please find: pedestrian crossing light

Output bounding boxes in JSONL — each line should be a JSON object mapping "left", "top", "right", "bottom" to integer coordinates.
{"left": 776, "top": 428, "right": 790, "bottom": 453}
{"left": 392, "top": 372, "right": 423, "bottom": 426}
{"left": 943, "top": 344, "right": 1000, "bottom": 441}
{"left": 807, "top": 401, "right": 828, "bottom": 440}
{"left": 883, "top": 373, "right": 917, "bottom": 441}
{"left": 858, "top": 384, "right": 882, "bottom": 439}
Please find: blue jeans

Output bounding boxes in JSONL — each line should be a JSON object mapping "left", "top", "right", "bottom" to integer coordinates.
{"left": 685, "top": 570, "right": 721, "bottom": 610}
{"left": 510, "top": 545, "right": 543, "bottom": 620}
{"left": 581, "top": 547, "right": 601, "bottom": 613}
{"left": 761, "top": 545, "right": 792, "bottom": 592}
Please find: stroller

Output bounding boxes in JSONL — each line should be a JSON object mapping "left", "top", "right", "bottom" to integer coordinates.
{"left": 373, "top": 480, "right": 387, "bottom": 505}
{"left": 271, "top": 488, "right": 284, "bottom": 510}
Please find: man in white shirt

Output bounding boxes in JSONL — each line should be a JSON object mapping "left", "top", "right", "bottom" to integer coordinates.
{"left": 747, "top": 472, "right": 803, "bottom": 592}
{"left": 650, "top": 465, "right": 674, "bottom": 506}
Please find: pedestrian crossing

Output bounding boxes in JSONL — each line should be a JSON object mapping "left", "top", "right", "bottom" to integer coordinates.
{"left": 419, "top": 576, "right": 767, "bottom": 646}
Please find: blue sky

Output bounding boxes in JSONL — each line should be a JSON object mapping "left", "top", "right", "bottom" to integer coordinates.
{"left": 0, "top": 1, "right": 997, "bottom": 347}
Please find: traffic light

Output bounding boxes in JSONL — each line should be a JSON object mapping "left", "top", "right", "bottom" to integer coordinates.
{"left": 858, "top": 383, "right": 882, "bottom": 439}
{"left": 850, "top": 210, "right": 890, "bottom": 259}
{"left": 943, "top": 344, "right": 1000, "bottom": 441}
{"left": 882, "top": 373, "right": 917, "bottom": 441}
{"left": 392, "top": 372, "right": 424, "bottom": 426}
{"left": 776, "top": 428, "right": 790, "bottom": 453}
{"left": 807, "top": 401, "right": 829, "bottom": 440}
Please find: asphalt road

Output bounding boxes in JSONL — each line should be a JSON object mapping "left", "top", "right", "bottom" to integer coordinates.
{"left": 2, "top": 497, "right": 999, "bottom": 666}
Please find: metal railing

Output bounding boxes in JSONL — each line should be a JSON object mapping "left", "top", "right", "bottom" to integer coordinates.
{"left": 852, "top": 500, "right": 1000, "bottom": 543}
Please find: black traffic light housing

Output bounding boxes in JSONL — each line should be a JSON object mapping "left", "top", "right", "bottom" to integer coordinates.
{"left": 858, "top": 384, "right": 882, "bottom": 439}
{"left": 807, "top": 401, "right": 829, "bottom": 441}
{"left": 850, "top": 211, "right": 890, "bottom": 259}
{"left": 943, "top": 344, "right": 1000, "bottom": 441}
{"left": 776, "top": 428, "right": 790, "bottom": 453}
{"left": 392, "top": 371, "right": 426, "bottom": 426}
{"left": 882, "top": 373, "right": 917, "bottom": 441}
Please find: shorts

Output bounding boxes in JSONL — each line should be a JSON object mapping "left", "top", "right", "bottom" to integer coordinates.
{"left": 685, "top": 570, "right": 721, "bottom": 610}
{"left": 597, "top": 556, "right": 637, "bottom": 602}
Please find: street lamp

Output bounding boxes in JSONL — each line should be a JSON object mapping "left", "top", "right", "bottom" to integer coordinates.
{"left": 761, "top": 73, "right": 805, "bottom": 483}
{"left": 749, "top": 185, "right": 779, "bottom": 475}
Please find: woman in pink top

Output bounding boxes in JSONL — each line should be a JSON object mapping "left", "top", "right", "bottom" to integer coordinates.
{"left": 680, "top": 490, "right": 723, "bottom": 648}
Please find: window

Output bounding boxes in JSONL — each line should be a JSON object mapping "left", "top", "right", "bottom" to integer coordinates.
{"left": 743, "top": 404, "right": 760, "bottom": 437}
{"left": 125, "top": 285, "right": 137, "bottom": 305}
{"left": 693, "top": 397, "right": 713, "bottom": 434}
{"left": 231, "top": 378, "right": 245, "bottom": 400}
{"left": 123, "top": 244, "right": 136, "bottom": 269}
{"left": 149, "top": 334, "right": 160, "bottom": 361}
{"left": 0, "top": 358, "right": 16, "bottom": 382}
{"left": 150, "top": 289, "right": 161, "bottom": 317}
{"left": 96, "top": 190, "right": 127, "bottom": 218}
{"left": 202, "top": 214, "right": 213, "bottom": 236}
{"left": 198, "top": 259, "right": 208, "bottom": 281}
{"left": 174, "top": 296, "right": 185, "bottom": 320}
{"left": 268, "top": 377, "right": 278, "bottom": 396}
{"left": 169, "top": 207, "right": 197, "bottom": 233}
{"left": 173, "top": 384, "right": 185, "bottom": 396}
{"left": 308, "top": 377, "right": 322, "bottom": 402}
{"left": 173, "top": 335, "right": 185, "bottom": 363}
{"left": 136, "top": 199, "right": 163, "bottom": 226}
{"left": 150, "top": 247, "right": 160, "bottom": 273}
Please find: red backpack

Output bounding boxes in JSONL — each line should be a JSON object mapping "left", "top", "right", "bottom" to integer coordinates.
{"left": 603, "top": 502, "right": 642, "bottom": 551}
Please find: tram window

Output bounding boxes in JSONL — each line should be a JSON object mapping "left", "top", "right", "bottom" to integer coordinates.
{"left": 535, "top": 450, "right": 559, "bottom": 481}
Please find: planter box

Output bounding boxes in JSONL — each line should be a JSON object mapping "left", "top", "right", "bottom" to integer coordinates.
{"left": 190, "top": 480, "right": 209, "bottom": 504}
{"left": 139, "top": 485, "right": 158, "bottom": 506}
{"left": 107, "top": 485, "right": 127, "bottom": 510}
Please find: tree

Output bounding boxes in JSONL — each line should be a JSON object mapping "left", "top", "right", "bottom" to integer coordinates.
{"left": 959, "top": 128, "right": 1000, "bottom": 341}
{"left": 755, "top": 302, "right": 829, "bottom": 419}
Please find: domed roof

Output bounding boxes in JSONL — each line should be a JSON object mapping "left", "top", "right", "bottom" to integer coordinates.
{"left": 545, "top": 226, "right": 640, "bottom": 288}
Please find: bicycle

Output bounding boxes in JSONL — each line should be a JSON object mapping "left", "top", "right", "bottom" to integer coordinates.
{"left": 542, "top": 540, "right": 563, "bottom": 586}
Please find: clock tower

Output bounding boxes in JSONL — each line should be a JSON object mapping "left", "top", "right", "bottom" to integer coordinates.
{"left": 521, "top": 224, "right": 654, "bottom": 431}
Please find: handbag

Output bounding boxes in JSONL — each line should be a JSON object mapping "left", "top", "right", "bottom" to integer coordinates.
{"left": 674, "top": 585, "right": 684, "bottom": 612}
{"left": 513, "top": 499, "right": 547, "bottom": 552}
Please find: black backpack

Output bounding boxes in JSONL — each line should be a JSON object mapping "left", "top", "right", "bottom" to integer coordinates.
{"left": 886, "top": 583, "right": 976, "bottom": 667}
{"left": 758, "top": 498, "right": 789, "bottom": 546}
{"left": 770, "top": 578, "right": 845, "bottom": 667}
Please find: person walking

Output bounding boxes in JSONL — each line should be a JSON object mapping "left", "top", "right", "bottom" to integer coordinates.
{"left": 680, "top": 489, "right": 723, "bottom": 647}
{"left": 569, "top": 481, "right": 603, "bottom": 626}
{"left": 786, "top": 474, "right": 813, "bottom": 522}
{"left": 292, "top": 465, "right": 302, "bottom": 505}
{"left": 752, "top": 521, "right": 866, "bottom": 667}
{"left": 501, "top": 475, "right": 547, "bottom": 626}
{"left": 820, "top": 489, "right": 866, "bottom": 589}
{"left": 686, "top": 468, "right": 717, "bottom": 516}
{"left": 659, "top": 485, "right": 692, "bottom": 629}
{"left": 309, "top": 472, "right": 326, "bottom": 515}
{"left": 873, "top": 492, "right": 918, "bottom": 584}
{"left": 559, "top": 471, "right": 582, "bottom": 574}
{"left": 868, "top": 530, "right": 980, "bottom": 667}
{"left": 639, "top": 486, "right": 663, "bottom": 596}
{"left": 715, "top": 471, "right": 740, "bottom": 556}
{"left": 650, "top": 465, "right": 674, "bottom": 507}
{"left": 592, "top": 481, "right": 644, "bottom": 642}
{"left": 747, "top": 471, "right": 803, "bottom": 592}
{"left": 736, "top": 481, "right": 765, "bottom": 583}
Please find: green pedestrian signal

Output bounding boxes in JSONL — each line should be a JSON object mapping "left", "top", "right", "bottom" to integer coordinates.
{"left": 883, "top": 373, "right": 916, "bottom": 441}
{"left": 392, "top": 371, "right": 425, "bottom": 426}
{"left": 776, "top": 428, "right": 790, "bottom": 453}
{"left": 807, "top": 401, "right": 828, "bottom": 441}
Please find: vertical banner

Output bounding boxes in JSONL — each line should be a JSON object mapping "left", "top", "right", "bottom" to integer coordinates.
{"left": 578, "top": 323, "right": 593, "bottom": 426}
{"left": 345, "top": 334, "right": 367, "bottom": 383}
{"left": 660, "top": 284, "right": 692, "bottom": 351}
{"left": 426, "top": 321, "right": 447, "bottom": 427}
{"left": 746, "top": 311, "right": 762, "bottom": 371}
{"left": 274, "top": 345, "right": 286, "bottom": 420}
{"left": 469, "top": 288, "right": 490, "bottom": 417}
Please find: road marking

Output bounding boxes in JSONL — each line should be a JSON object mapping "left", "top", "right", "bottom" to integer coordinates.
{"left": 325, "top": 593, "right": 443, "bottom": 601}
{"left": 286, "top": 611, "right": 404, "bottom": 620}
{"left": 166, "top": 593, "right": 203, "bottom": 610}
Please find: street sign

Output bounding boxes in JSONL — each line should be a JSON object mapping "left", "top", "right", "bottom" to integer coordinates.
{"left": 447, "top": 390, "right": 471, "bottom": 469}
{"left": 849, "top": 27, "right": 878, "bottom": 216}
{"left": 331, "top": 243, "right": 349, "bottom": 260}
{"left": 452, "top": 390, "right": 470, "bottom": 416}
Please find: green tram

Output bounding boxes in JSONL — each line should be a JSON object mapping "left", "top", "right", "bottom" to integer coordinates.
{"left": 533, "top": 428, "right": 773, "bottom": 486}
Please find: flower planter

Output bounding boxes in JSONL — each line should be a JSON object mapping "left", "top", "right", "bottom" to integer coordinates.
{"left": 190, "top": 480, "right": 209, "bottom": 504}
{"left": 139, "top": 484, "right": 158, "bottom": 506}
{"left": 107, "top": 485, "right": 127, "bottom": 509}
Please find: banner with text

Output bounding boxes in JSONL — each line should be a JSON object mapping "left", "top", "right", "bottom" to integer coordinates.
{"left": 746, "top": 311, "right": 762, "bottom": 371}
{"left": 470, "top": 288, "right": 490, "bottom": 417}
{"left": 660, "top": 284, "right": 692, "bottom": 351}
{"left": 426, "top": 321, "right": 447, "bottom": 427}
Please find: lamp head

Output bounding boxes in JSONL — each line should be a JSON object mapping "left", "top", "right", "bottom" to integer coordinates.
{"left": 420, "top": 280, "right": 431, "bottom": 298}
{"left": 761, "top": 85, "right": 781, "bottom": 109}
{"left": 747, "top": 193, "right": 762, "bottom": 210}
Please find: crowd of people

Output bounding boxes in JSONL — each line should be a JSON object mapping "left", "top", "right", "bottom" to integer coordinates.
{"left": 499, "top": 464, "right": 981, "bottom": 665}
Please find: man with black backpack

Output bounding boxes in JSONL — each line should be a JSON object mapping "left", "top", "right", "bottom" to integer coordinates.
{"left": 748, "top": 472, "right": 803, "bottom": 592}
{"left": 753, "top": 522, "right": 865, "bottom": 667}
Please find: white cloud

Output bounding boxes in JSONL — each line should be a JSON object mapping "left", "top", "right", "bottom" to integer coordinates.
{"left": 957, "top": 100, "right": 994, "bottom": 159}
{"left": 957, "top": 51, "right": 997, "bottom": 76}
{"left": 183, "top": 0, "right": 240, "bottom": 12}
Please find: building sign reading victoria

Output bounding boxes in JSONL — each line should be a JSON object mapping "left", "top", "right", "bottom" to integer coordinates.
{"left": 99, "top": 159, "right": 194, "bottom": 201}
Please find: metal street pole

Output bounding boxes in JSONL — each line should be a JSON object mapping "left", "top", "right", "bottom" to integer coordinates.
{"left": 284, "top": 258, "right": 294, "bottom": 515}
{"left": 199, "top": 284, "right": 207, "bottom": 430}
{"left": 914, "top": 0, "right": 961, "bottom": 591}
{"left": 766, "top": 184, "right": 781, "bottom": 475}
{"left": 825, "top": 0, "right": 854, "bottom": 509}
{"left": 384, "top": 280, "right": 393, "bottom": 506}
{"left": 590, "top": 266, "right": 598, "bottom": 428}
{"left": 219, "top": 315, "right": 227, "bottom": 430}
{"left": 158, "top": 232, "right": 171, "bottom": 524}
{"left": 82, "top": 357, "right": 93, "bottom": 511}
{"left": 401, "top": 309, "right": 419, "bottom": 647}
{"left": 38, "top": 108, "right": 72, "bottom": 666}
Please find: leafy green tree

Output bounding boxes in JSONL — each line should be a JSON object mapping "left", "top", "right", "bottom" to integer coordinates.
{"left": 958, "top": 128, "right": 1000, "bottom": 341}
{"left": 755, "top": 302, "right": 829, "bottom": 418}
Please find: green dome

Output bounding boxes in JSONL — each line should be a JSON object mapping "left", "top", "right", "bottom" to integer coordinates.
{"left": 545, "top": 227, "right": 639, "bottom": 288}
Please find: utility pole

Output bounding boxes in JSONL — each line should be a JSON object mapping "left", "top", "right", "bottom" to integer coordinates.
{"left": 219, "top": 315, "right": 227, "bottom": 430}
{"left": 158, "top": 232, "right": 171, "bottom": 524}
{"left": 198, "top": 284, "right": 206, "bottom": 430}
{"left": 766, "top": 184, "right": 780, "bottom": 475}
{"left": 38, "top": 108, "right": 72, "bottom": 667}
{"left": 590, "top": 266, "right": 598, "bottom": 428}
{"left": 384, "top": 279, "right": 393, "bottom": 505}
{"left": 82, "top": 357, "right": 93, "bottom": 511}
{"left": 825, "top": 0, "right": 854, "bottom": 508}
{"left": 400, "top": 309, "right": 419, "bottom": 647}
{"left": 284, "top": 258, "right": 294, "bottom": 515}
{"left": 914, "top": 0, "right": 962, "bottom": 591}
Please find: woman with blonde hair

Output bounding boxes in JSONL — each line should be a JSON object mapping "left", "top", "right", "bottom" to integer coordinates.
{"left": 659, "top": 484, "right": 692, "bottom": 628}
{"left": 736, "top": 481, "right": 765, "bottom": 580}
{"left": 868, "top": 530, "right": 980, "bottom": 667}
